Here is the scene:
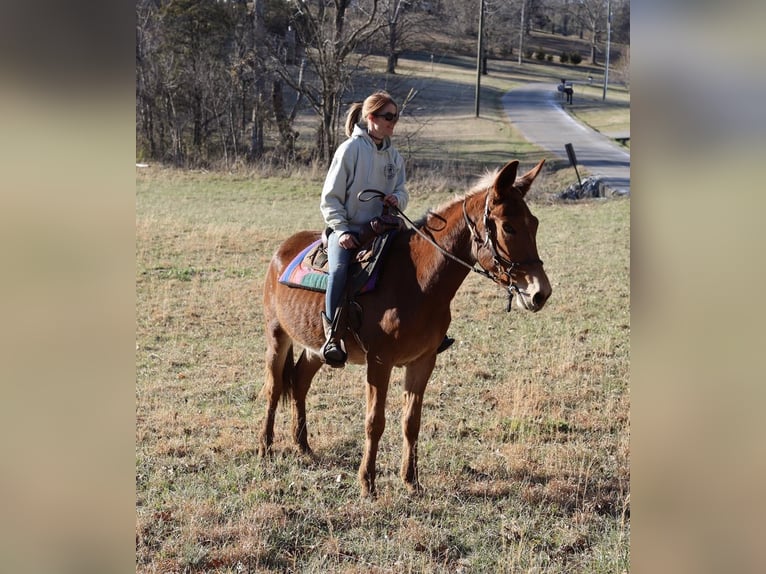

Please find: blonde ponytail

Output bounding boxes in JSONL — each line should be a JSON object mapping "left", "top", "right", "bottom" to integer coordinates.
{"left": 344, "top": 102, "right": 364, "bottom": 137}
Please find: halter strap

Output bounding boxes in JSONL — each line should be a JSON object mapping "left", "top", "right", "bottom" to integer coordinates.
{"left": 462, "top": 190, "right": 543, "bottom": 282}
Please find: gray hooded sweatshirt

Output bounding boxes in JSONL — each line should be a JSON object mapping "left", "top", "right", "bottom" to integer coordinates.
{"left": 320, "top": 124, "right": 408, "bottom": 235}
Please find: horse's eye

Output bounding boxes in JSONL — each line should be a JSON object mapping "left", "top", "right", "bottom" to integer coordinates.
{"left": 502, "top": 223, "right": 516, "bottom": 235}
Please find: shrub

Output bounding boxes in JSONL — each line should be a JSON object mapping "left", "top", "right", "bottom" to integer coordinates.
{"left": 535, "top": 50, "right": 546, "bottom": 61}
{"left": 547, "top": 54, "right": 553, "bottom": 62}
{"left": 560, "top": 52, "right": 569, "bottom": 64}
{"left": 525, "top": 49, "right": 534, "bottom": 59}
{"left": 570, "top": 52, "right": 582, "bottom": 65}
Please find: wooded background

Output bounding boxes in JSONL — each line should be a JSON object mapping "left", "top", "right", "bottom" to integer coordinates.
{"left": 136, "top": 0, "right": 630, "bottom": 168}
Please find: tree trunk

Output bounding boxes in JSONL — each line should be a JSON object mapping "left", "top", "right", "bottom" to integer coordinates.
{"left": 249, "top": 0, "right": 267, "bottom": 160}
{"left": 386, "top": 11, "right": 398, "bottom": 74}
{"left": 272, "top": 79, "right": 296, "bottom": 160}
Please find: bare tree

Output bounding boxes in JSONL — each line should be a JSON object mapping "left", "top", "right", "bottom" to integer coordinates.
{"left": 378, "top": 0, "right": 435, "bottom": 73}
{"left": 572, "top": 0, "right": 606, "bottom": 64}
{"left": 482, "top": 0, "right": 522, "bottom": 58}
{"left": 441, "top": 0, "right": 480, "bottom": 37}
{"left": 135, "top": 0, "right": 236, "bottom": 165}
{"left": 269, "top": 0, "right": 382, "bottom": 164}
{"left": 249, "top": 0, "right": 268, "bottom": 160}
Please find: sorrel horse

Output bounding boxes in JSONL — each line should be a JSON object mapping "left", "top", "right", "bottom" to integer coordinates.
{"left": 259, "top": 159, "right": 551, "bottom": 497}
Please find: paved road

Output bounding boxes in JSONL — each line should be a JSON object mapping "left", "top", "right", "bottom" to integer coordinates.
{"left": 502, "top": 82, "right": 630, "bottom": 195}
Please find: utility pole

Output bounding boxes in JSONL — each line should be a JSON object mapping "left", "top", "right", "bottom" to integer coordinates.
{"left": 602, "top": 0, "right": 611, "bottom": 100}
{"left": 475, "top": 0, "right": 485, "bottom": 117}
{"left": 518, "top": 0, "right": 525, "bottom": 66}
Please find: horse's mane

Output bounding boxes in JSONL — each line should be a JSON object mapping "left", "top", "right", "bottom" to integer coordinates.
{"left": 468, "top": 169, "right": 500, "bottom": 194}
{"left": 411, "top": 169, "right": 499, "bottom": 228}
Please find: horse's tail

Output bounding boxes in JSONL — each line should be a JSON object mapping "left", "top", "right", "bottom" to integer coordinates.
{"left": 280, "top": 343, "right": 296, "bottom": 406}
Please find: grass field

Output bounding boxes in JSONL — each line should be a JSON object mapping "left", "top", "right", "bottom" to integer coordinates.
{"left": 136, "top": 165, "right": 630, "bottom": 572}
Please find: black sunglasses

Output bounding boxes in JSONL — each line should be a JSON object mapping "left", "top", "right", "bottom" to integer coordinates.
{"left": 373, "top": 111, "right": 399, "bottom": 122}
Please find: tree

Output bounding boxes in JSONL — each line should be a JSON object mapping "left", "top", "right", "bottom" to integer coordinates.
{"left": 573, "top": 0, "right": 606, "bottom": 64}
{"left": 481, "top": 0, "right": 522, "bottom": 58}
{"left": 136, "top": 0, "right": 160, "bottom": 160}
{"left": 441, "top": 0, "right": 480, "bottom": 37}
{"left": 269, "top": 0, "right": 382, "bottom": 164}
{"left": 249, "top": 0, "right": 268, "bottom": 160}
{"left": 612, "top": 0, "right": 629, "bottom": 44}
{"left": 382, "top": 0, "right": 410, "bottom": 73}
{"left": 135, "top": 0, "right": 239, "bottom": 165}
{"left": 378, "top": 0, "right": 437, "bottom": 74}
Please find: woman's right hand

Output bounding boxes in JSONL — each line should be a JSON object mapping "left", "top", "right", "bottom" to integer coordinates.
{"left": 339, "top": 232, "right": 360, "bottom": 249}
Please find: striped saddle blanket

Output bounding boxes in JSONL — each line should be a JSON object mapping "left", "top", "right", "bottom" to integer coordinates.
{"left": 277, "top": 232, "right": 395, "bottom": 295}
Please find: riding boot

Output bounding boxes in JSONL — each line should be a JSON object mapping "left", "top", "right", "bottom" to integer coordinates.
{"left": 321, "top": 311, "right": 347, "bottom": 367}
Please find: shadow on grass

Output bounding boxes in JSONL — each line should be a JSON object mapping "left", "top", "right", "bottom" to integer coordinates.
{"left": 457, "top": 464, "right": 629, "bottom": 519}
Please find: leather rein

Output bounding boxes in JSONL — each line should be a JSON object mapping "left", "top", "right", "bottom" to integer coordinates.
{"left": 359, "top": 189, "right": 542, "bottom": 312}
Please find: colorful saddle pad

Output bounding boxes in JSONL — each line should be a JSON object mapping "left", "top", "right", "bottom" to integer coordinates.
{"left": 278, "top": 233, "right": 394, "bottom": 295}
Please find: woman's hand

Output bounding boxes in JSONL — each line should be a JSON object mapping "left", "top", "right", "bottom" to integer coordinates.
{"left": 383, "top": 194, "right": 399, "bottom": 208}
{"left": 339, "top": 232, "right": 360, "bottom": 249}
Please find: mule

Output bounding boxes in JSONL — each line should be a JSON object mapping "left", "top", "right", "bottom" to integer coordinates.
{"left": 259, "top": 159, "right": 551, "bottom": 497}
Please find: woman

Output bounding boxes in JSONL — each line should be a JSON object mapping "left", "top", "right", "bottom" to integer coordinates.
{"left": 319, "top": 90, "right": 453, "bottom": 366}
{"left": 319, "top": 91, "right": 406, "bottom": 366}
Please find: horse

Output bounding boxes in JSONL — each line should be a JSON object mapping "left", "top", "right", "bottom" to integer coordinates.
{"left": 259, "top": 159, "right": 552, "bottom": 497}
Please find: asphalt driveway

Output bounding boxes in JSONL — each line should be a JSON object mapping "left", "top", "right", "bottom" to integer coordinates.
{"left": 502, "top": 82, "right": 630, "bottom": 195}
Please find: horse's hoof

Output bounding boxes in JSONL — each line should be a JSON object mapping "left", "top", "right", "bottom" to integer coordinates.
{"left": 359, "top": 477, "right": 377, "bottom": 499}
{"left": 297, "top": 445, "right": 314, "bottom": 458}
{"left": 405, "top": 482, "right": 424, "bottom": 496}
{"left": 360, "top": 488, "right": 377, "bottom": 500}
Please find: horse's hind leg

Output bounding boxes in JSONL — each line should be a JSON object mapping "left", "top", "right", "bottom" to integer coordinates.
{"left": 290, "top": 350, "right": 323, "bottom": 454}
{"left": 258, "top": 319, "right": 292, "bottom": 457}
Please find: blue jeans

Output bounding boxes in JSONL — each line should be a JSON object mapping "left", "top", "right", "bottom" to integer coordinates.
{"left": 325, "top": 231, "right": 356, "bottom": 319}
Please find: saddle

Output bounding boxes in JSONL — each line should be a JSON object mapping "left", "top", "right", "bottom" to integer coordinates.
{"left": 278, "top": 214, "right": 402, "bottom": 296}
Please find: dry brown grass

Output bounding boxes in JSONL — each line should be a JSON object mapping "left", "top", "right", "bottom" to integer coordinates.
{"left": 136, "top": 162, "right": 629, "bottom": 572}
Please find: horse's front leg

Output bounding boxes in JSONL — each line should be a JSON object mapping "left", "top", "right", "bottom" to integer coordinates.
{"left": 290, "top": 349, "right": 323, "bottom": 454}
{"left": 401, "top": 354, "right": 436, "bottom": 494}
{"left": 358, "top": 364, "right": 392, "bottom": 498}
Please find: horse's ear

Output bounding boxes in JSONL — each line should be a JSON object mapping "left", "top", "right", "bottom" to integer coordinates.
{"left": 493, "top": 160, "right": 520, "bottom": 197}
{"left": 514, "top": 159, "right": 546, "bottom": 197}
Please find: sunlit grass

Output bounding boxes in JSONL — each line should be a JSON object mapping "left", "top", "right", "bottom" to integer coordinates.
{"left": 136, "top": 167, "right": 629, "bottom": 572}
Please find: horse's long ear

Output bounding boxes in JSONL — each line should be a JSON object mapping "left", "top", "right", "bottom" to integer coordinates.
{"left": 514, "top": 159, "right": 546, "bottom": 197}
{"left": 491, "top": 160, "right": 519, "bottom": 203}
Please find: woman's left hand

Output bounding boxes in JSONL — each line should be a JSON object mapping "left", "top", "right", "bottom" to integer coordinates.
{"left": 383, "top": 195, "right": 398, "bottom": 208}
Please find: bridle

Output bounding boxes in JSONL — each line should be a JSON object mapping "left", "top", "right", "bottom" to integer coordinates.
{"left": 463, "top": 190, "right": 544, "bottom": 277}
{"left": 359, "top": 189, "right": 543, "bottom": 312}
{"left": 461, "top": 190, "right": 544, "bottom": 311}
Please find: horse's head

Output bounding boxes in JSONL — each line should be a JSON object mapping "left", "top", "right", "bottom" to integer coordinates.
{"left": 475, "top": 159, "right": 552, "bottom": 312}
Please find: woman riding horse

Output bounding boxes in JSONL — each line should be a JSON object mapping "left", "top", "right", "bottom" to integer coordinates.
{"left": 261, "top": 158, "right": 551, "bottom": 497}
{"left": 319, "top": 91, "right": 453, "bottom": 366}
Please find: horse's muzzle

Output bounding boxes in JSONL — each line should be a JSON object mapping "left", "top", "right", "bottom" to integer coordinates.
{"left": 515, "top": 273, "right": 551, "bottom": 312}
